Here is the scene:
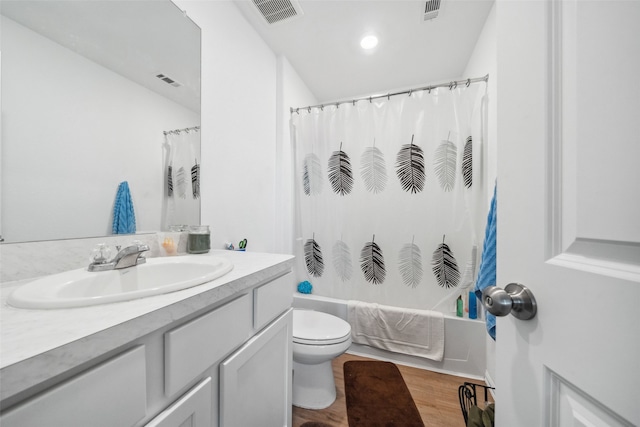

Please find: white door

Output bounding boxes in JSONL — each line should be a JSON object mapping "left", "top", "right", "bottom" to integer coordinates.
{"left": 219, "top": 309, "right": 293, "bottom": 427}
{"left": 496, "top": 0, "right": 640, "bottom": 426}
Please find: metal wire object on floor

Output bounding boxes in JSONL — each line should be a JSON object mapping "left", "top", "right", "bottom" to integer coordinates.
{"left": 458, "top": 382, "right": 495, "bottom": 425}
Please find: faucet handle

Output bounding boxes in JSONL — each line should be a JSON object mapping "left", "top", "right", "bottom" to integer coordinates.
{"left": 90, "top": 243, "right": 112, "bottom": 264}
{"left": 131, "top": 240, "right": 150, "bottom": 251}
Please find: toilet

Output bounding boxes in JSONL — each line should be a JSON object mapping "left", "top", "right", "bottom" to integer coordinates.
{"left": 292, "top": 309, "right": 352, "bottom": 409}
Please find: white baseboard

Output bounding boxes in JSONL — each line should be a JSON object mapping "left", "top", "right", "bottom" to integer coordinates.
{"left": 484, "top": 369, "right": 496, "bottom": 400}
{"left": 346, "top": 345, "right": 485, "bottom": 382}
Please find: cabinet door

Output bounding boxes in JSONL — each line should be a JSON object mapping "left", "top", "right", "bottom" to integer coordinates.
{"left": 219, "top": 309, "right": 292, "bottom": 427}
{"left": 146, "top": 377, "right": 212, "bottom": 427}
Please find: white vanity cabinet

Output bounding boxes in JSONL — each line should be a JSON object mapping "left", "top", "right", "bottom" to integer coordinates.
{"left": 0, "top": 263, "right": 294, "bottom": 427}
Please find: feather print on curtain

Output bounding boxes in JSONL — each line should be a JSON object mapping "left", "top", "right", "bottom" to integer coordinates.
{"left": 360, "top": 236, "right": 386, "bottom": 285}
{"left": 398, "top": 237, "right": 423, "bottom": 288}
{"left": 432, "top": 235, "right": 460, "bottom": 289}
{"left": 459, "top": 245, "right": 478, "bottom": 289}
{"left": 360, "top": 140, "right": 388, "bottom": 194}
{"left": 327, "top": 142, "right": 354, "bottom": 196}
{"left": 175, "top": 166, "right": 187, "bottom": 199}
{"left": 395, "top": 135, "right": 425, "bottom": 193}
{"left": 434, "top": 135, "right": 457, "bottom": 192}
{"left": 332, "top": 239, "right": 353, "bottom": 282}
{"left": 304, "top": 235, "right": 325, "bottom": 277}
{"left": 462, "top": 136, "right": 473, "bottom": 189}
{"left": 191, "top": 159, "right": 200, "bottom": 199}
{"left": 303, "top": 153, "right": 323, "bottom": 196}
{"left": 167, "top": 165, "right": 173, "bottom": 197}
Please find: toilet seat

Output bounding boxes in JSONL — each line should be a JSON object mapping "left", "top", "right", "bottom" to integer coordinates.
{"left": 293, "top": 309, "right": 351, "bottom": 345}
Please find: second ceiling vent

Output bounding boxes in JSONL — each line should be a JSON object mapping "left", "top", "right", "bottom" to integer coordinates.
{"left": 423, "top": 0, "right": 442, "bottom": 21}
{"left": 252, "top": 0, "right": 303, "bottom": 25}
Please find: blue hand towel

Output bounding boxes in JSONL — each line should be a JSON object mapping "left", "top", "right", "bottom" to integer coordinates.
{"left": 112, "top": 181, "right": 136, "bottom": 234}
{"left": 474, "top": 183, "right": 497, "bottom": 340}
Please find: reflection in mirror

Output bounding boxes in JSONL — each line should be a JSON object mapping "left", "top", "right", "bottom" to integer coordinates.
{"left": 0, "top": 1, "right": 201, "bottom": 243}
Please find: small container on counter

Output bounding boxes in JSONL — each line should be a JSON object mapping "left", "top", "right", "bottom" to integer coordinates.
{"left": 187, "top": 225, "right": 211, "bottom": 254}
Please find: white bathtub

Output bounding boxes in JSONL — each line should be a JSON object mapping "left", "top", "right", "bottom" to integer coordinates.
{"left": 293, "top": 293, "right": 486, "bottom": 380}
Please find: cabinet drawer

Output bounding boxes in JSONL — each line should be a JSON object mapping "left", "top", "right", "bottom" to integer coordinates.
{"left": 1, "top": 346, "right": 146, "bottom": 427}
{"left": 253, "top": 272, "right": 293, "bottom": 330}
{"left": 165, "top": 293, "right": 252, "bottom": 396}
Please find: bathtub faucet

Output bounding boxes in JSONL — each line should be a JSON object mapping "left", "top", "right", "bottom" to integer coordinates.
{"left": 88, "top": 241, "right": 150, "bottom": 272}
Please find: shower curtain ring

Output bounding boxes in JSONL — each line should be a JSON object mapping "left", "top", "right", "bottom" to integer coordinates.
{"left": 387, "top": 93, "right": 390, "bottom": 100}
{"left": 369, "top": 96, "right": 372, "bottom": 103}
{"left": 408, "top": 89, "right": 413, "bottom": 97}
{"left": 320, "top": 105, "right": 324, "bottom": 111}
{"left": 466, "top": 78, "right": 471, "bottom": 87}
{"left": 308, "top": 107, "right": 311, "bottom": 113}
{"left": 449, "top": 82, "right": 454, "bottom": 90}
{"left": 336, "top": 103, "right": 339, "bottom": 109}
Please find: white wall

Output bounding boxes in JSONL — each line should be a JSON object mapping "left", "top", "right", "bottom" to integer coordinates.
{"left": 462, "top": 3, "right": 497, "bottom": 388}
{"left": 173, "top": 2, "right": 317, "bottom": 255}
{"left": 174, "top": 1, "right": 278, "bottom": 253}
{"left": 1, "top": 16, "right": 198, "bottom": 243}
{"left": 276, "top": 56, "right": 318, "bottom": 254}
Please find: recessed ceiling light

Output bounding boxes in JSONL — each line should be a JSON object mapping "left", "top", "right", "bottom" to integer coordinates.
{"left": 360, "top": 35, "right": 378, "bottom": 50}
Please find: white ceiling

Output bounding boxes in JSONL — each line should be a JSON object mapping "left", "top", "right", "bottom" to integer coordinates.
{"left": 1, "top": 1, "right": 201, "bottom": 113}
{"left": 235, "top": 0, "right": 494, "bottom": 103}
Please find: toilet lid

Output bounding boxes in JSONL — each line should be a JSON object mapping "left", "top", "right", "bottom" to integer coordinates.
{"left": 293, "top": 309, "right": 351, "bottom": 345}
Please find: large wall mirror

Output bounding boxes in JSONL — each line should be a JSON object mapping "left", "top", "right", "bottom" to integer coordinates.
{"left": 0, "top": 1, "right": 201, "bottom": 243}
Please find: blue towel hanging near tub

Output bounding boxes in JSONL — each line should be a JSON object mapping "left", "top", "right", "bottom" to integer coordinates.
{"left": 474, "top": 183, "right": 497, "bottom": 340}
{"left": 112, "top": 181, "right": 136, "bottom": 234}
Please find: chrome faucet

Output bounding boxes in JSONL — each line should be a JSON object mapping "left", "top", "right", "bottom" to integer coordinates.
{"left": 88, "top": 242, "right": 150, "bottom": 272}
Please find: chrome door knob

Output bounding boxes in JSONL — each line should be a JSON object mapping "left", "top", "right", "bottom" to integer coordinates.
{"left": 482, "top": 283, "right": 537, "bottom": 320}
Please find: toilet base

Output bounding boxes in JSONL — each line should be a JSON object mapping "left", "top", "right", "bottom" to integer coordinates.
{"left": 292, "top": 360, "right": 336, "bottom": 409}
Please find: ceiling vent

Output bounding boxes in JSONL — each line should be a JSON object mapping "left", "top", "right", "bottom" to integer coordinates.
{"left": 423, "top": 0, "right": 442, "bottom": 21}
{"left": 156, "top": 74, "right": 182, "bottom": 88}
{"left": 252, "top": 0, "right": 303, "bottom": 25}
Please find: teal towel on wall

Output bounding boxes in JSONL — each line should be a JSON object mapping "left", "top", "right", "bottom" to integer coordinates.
{"left": 474, "top": 183, "right": 497, "bottom": 340}
{"left": 112, "top": 181, "right": 136, "bottom": 234}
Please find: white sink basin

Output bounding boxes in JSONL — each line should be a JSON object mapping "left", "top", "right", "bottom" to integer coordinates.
{"left": 7, "top": 255, "right": 233, "bottom": 309}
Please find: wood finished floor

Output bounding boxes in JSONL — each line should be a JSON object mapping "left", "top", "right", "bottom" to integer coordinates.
{"left": 293, "top": 353, "right": 487, "bottom": 427}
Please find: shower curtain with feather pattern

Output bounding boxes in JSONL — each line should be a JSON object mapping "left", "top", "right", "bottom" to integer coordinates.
{"left": 162, "top": 128, "right": 201, "bottom": 229}
{"left": 291, "top": 83, "right": 487, "bottom": 313}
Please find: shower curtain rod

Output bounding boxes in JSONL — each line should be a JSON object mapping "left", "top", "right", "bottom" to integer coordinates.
{"left": 290, "top": 74, "right": 489, "bottom": 114}
{"left": 163, "top": 125, "right": 200, "bottom": 136}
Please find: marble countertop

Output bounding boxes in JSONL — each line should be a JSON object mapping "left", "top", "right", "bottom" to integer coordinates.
{"left": 0, "top": 250, "right": 294, "bottom": 403}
